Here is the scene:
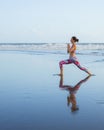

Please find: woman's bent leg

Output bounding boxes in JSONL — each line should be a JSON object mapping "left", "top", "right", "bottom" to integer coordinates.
{"left": 59, "top": 59, "right": 72, "bottom": 69}
{"left": 59, "top": 59, "right": 72, "bottom": 75}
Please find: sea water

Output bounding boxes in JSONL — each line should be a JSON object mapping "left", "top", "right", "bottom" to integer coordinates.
{"left": 0, "top": 43, "right": 104, "bottom": 55}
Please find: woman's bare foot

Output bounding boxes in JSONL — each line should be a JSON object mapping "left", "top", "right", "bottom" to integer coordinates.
{"left": 87, "top": 71, "right": 95, "bottom": 76}
{"left": 58, "top": 73, "right": 63, "bottom": 76}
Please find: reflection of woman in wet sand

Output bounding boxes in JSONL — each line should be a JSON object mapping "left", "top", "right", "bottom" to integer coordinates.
{"left": 59, "top": 75, "right": 91, "bottom": 112}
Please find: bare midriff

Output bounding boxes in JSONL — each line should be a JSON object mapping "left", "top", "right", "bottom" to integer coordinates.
{"left": 69, "top": 44, "right": 76, "bottom": 58}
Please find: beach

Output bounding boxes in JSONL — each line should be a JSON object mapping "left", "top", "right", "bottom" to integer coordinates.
{"left": 0, "top": 45, "right": 104, "bottom": 130}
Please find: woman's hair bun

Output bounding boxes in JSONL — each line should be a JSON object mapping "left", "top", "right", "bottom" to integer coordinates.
{"left": 72, "top": 36, "right": 79, "bottom": 42}
{"left": 76, "top": 38, "right": 79, "bottom": 42}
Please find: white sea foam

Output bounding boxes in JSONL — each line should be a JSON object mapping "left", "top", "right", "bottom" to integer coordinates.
{"left": 0, "top": 43, "right": 104, "bottom": 51}
{"left": 0, "top": 43, "right": 104, "bottom": 56}
{"left": 77, "top": 43, "right": 104, "bottom": 50}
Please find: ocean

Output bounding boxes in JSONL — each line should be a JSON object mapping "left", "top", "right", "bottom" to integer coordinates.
{"left": 0, "top": 43, "right": 104, "bottom": 56}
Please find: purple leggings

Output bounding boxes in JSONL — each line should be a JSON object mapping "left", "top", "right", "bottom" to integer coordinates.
{"left": 59, "top": 57, "right": 88, "bottom": 73}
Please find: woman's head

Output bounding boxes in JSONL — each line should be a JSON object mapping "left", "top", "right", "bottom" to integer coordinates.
{"left": 71, "top": 36, "right": 79, "bottom": 43}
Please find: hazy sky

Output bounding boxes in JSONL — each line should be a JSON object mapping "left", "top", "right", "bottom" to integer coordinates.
{"left": 0, "top": 0, "right": 104, "bottom": 43}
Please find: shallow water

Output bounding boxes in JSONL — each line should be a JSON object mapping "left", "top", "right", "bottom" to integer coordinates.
{"left": 0, "top": 51, "right": 104, "bottom": 130}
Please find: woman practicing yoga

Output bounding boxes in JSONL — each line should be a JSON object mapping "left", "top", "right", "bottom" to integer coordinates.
{"left": 59, "top": 36, "right": 92, "bottom": 76}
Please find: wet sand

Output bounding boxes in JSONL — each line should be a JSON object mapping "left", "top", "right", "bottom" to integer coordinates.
{"left": 0, "top": 51, "right": 104, "bottom": 130}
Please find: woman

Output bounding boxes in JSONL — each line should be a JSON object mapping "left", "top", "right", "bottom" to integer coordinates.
{"left": 59, "top": 36, "right": 92, "bottom": 76}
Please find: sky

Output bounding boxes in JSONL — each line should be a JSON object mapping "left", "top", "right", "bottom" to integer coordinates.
{"left": 0, "top": 0, "right": 104, "bottom": 43}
